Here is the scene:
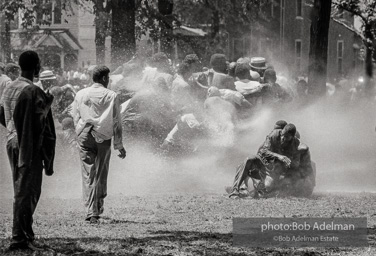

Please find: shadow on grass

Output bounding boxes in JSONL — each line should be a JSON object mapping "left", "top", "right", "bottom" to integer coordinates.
{"left": 0, "top": 228, "right": 362, "bottom": 256}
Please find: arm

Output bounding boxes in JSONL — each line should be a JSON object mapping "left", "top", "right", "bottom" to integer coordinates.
{"left": 112, "top": 94, "right": 124, "bottom": 151}
{"left": 0, "top": 105, "right": 5, "bottom": 127}
{"left": 258, "top": 131, "right": 285, "bottom": 161}
{"left": 41, "top": 107, "right": 56, "bottom": 176}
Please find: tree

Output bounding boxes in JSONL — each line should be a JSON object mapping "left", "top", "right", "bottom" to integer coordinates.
{"left": 158, "top": 0, "right": 174, "bottom": 58}
{"left": 92, "top": 0, "right": 111, "bottom": 65}
{"left": 110, "top": 0, "right": 136, "bottom": 69}
{"left": 307, "top": 0, "right": 332, "bottom": 98}
{"left": 333, "top": 0, "right": 376, "bottom": 95}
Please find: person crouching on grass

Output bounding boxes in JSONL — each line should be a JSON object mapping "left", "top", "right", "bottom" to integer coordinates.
{"left": 72, "top": 65, "right": 126, "bottom": 224}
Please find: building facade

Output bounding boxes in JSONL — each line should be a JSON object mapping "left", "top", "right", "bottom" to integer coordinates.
{"left": 229, "top": 0, "right": 362, "bottom": 80}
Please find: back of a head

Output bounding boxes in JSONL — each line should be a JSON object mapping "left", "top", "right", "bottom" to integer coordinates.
{"left": 236, "top": 57, "right": 251, "bottom": 65}
{"left": 282, "top": 123, "right": 296, "bottom": 137}
{"left": 228, "top": 62, "right": 237, "bottom": 77}
{"left": 178, "top": 54, "right": 199, "bottom": 75}
{"left": 235, "top": 63, "right": 251, "bottom": 80}
{"left": 49, "top": 86, "right": 64, "bottom": 98}
{"left": 0, "top": 62, "right": 5, "bottom": 72}
{"left": 207, "top": 86, "right": 220, "bottom": 98}
{"left": 210, "top": 54, "right": 227, "bottom": 73}
{"left": 19, "top": 50, "right": 40, "bottom": 71}
{"left": 5, "top": 63, "right": 20, "bottom": 75}
{"left": 264, "top": 68, "right": 277, "bottom": 83}
{"left": 274, "top": 120, "right": 287, "bottom": 130}
{"left": 92, "top": 65, "right": 110, "bottom": 83}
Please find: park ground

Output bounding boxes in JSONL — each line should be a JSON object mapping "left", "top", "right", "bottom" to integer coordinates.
{"left": 0, "top": 193, "right": 376, "bottom": 256}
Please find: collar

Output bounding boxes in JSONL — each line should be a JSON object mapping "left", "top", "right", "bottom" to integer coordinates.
{"left": 91, "top": 83, "right": 106, "bottom": 88}
{"left": 18, "top": 76, "right": 35, "bottom": 85}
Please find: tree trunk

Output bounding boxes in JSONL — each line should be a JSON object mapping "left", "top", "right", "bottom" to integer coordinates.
{"left": 211, "top": 9, "right": 220, "bottom": 39}
{"left": 111, "top": 0, "right": 136, "bottom": 69}
{"left": 2, "top": 18, "right": 11, "bottom": 62}
{"left": 94, "top": 0, "right": 108, "bottom": 65}
{"left": 307, "top": 0, "right": 332, "bottom": 98}
{"left": 364, "top": 24, "right": 374, "bottom": 95}
{"left": 158, "top": 0, "right": 174, "bottom": 58}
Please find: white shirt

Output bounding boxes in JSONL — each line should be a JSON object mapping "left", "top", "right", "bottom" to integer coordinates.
{"left": 72, "top": 83, "right": 124, "bottom": 150}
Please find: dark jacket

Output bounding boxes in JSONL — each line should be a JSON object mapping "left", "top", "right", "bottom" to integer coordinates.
{"left": 257, "top": 129, "right": 300, "bottom": 170}
{"left": 13, "top": 85, "right": 56, "bottom": 175}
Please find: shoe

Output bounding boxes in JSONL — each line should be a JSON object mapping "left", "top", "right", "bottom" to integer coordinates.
{"left": 26, "top": 241, "right": 44, "bottom": 251}
{"left": 90, "top": 216, "right": 100, "bottom": 224}
{"left": 8, "top": 242, "right": 29, "bottom": 251}
{"left": 8, "top": 241, "right": 43, "bottom": 251}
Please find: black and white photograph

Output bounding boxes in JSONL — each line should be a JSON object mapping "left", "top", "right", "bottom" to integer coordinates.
{"left": 0, "top": 0, "right": 375, "bottom": 255}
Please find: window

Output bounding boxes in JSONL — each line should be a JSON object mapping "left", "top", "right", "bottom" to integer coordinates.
{"left": 295, "top": 40, "right": 302, "bottom": 71}
{"left": 296, "top": 0, "right": 303, "bottom": 17}
{"left": 36, "top": 0, "right": 62, "bottom": 25}
{"left": 54, "top": 0, "right": 62, "bottom": 24}
{"left": 337, "top": 41, "right": 344, "bottom": 74}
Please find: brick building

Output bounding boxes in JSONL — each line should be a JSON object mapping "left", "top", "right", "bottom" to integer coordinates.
{"left": 228, "top": 0, "right": 362, "bottom": 80}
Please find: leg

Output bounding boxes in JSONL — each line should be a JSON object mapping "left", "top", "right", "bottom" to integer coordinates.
{"left": 77, "top": 127, "right": 98, "bottom": 220}
{"left": 92, "top": 140, "right": 111, "bottom": 217}
{"left": 230, "top": 155, "right": 265, "bottom": 197}
{"left": 7, "top": 137, "right": 43, "bottom": 246}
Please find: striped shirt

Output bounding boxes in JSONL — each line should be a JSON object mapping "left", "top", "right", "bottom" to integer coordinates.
{"left": 0, "top": 77, "right": 33, "bottom": 141}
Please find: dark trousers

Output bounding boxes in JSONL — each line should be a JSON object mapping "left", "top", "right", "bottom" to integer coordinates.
{"left": 6, "top": 136, "right": 43, "bottom": 245}
{"left": 77, "top": 125, "right": 111, "bottom": 219}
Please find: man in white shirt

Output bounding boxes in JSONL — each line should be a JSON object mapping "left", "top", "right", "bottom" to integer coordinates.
{"left": 72, "top": 65, "right": 126, "bottom": 224}
{"left": 234, "top": 63, "right": 263, "bottom": 106}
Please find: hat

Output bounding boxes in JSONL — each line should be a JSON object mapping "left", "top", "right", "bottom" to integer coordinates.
{"left": 39, "top": 70, "right": 56, "bottom": 80}
{"left": 250, "top": 57, "right": 267, "bottom": 70}
{"left": 87, "top": 65, "right": 97, "bottom": 71}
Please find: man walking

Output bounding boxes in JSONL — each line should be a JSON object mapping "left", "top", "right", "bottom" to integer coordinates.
{"left": 72, "top": 65, "right": 126, "bottom": 224}
{"left": 0, "top": 51, "right": 56, "bottom": 251}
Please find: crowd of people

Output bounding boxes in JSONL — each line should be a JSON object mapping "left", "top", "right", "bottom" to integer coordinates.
{"left": 0, "top": 49, "right": 368, "bottom": 251}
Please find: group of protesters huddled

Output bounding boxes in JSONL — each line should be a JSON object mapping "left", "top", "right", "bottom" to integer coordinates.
{"left": 0, "top": 50, "right": 370, "bottom": 251}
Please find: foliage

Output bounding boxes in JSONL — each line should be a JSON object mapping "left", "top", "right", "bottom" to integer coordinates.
{"left": 332, "top": 0, "right": 376, "bottom": 45}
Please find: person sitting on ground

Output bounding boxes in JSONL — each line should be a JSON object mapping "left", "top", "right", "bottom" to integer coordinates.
{"left": 160, "top": 108, "right": 207, "bottom": 156}
{"left": 229, "top": 123, "right": 299, "bottom": 199}
{"left": 208, "top": 54, "right": 236, "bottom": 90}
{"left": 228, "top": 62, "right": 237, "bottom": 79}
{"left": 229, "top": 122, "right": 315, "bottom": 199}
{"left": 234, "top": 63, "right": 263, "bottom": 107}
{"left": 142, "top": 52, "right": 174, "bottom": 90}
{"left": 261, "top": 68, "right": 292, "bottom": 105}
{"left": 207, "top": 86, "right": 252, "bottom": 119}
{"left": 171, "top": 54, "right": 203, "bottom": 113}
{"left": 250, "top": 57, "right": 268, "bottom": 78}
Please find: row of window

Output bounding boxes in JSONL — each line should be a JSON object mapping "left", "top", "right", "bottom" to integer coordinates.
{"left": 295, "top": 40, "right": 344, "bottom": 73}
